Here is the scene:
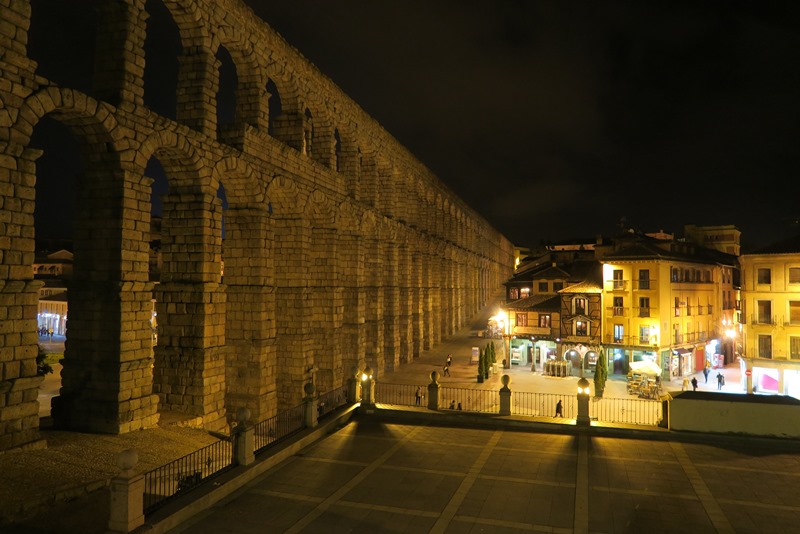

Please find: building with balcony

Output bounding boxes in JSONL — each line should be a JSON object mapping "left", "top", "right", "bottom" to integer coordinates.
{"left": 738, "top": 234, "right": 800, "bottom": 396}
{"left": 595, "top": 230, "right": 739, "bottom": 379}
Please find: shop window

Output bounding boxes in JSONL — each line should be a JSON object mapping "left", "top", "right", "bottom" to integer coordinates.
{"left": 757, "top": 268, "right": 771, "bottom": 285}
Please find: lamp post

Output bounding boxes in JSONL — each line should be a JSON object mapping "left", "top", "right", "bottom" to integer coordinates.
{"left": 576, "top": 377, "right": 591, "bottom": 427}
{"left": 501, "top": 313, "right": 512, "bottom": 369}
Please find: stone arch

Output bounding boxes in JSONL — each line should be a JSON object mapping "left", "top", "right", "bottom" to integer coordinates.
{"left": 212, "top": 156, "right": 265, "bottom": 207}
{"left": 213, "top": 24, "right": 263, "bottom": 132}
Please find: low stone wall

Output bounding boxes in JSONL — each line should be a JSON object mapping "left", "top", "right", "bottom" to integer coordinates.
{"left": 668, "top": 391, "right": 800, "bottom": 439}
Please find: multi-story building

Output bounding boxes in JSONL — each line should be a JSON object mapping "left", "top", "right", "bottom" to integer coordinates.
{"left": 596, "top": 230, "right": 740, "bottom": 379}
{"left": 738, "top": 234, "right": 800, "bottom": 396}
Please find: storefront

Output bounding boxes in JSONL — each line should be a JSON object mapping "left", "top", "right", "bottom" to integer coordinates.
{"left": 532, "top": 340, "right": 557, "bottom": 373}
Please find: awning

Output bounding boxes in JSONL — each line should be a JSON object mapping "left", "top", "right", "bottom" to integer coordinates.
{"left": 673, "top": 348, "right": 692, "bottom": 355}
{"left": 629, "top": 360, "right": 662, "bottom": 375}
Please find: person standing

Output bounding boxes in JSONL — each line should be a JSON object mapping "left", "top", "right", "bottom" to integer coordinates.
{"left": 716, "top": 372, "right": 724, "bottom": 390}
{"left": 415, "top": 386, "right": 422, "bottom": 406}
{"left": 555, "top": 399, "right": 563, "bottom": 417}
{"left": 703, "top": 365, "right": 710, "bottom": 384}
{"left": 691, "top": 377, "right": 698, "bottom": 391}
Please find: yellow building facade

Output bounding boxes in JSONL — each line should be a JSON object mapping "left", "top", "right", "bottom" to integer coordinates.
{"left": 597, "top": 237, "right": 738, "bottom": 379}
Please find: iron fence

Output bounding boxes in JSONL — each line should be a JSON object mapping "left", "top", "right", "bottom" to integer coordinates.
{"left": 590, "top": 397, "right": 662, "bottom": 425}
{"left": 143, "top": 438, "right": 233, "bottom": 515}
{"left": 253, "top": 403, "right": 305, "bottom": 455}
{"left": 440, "top": 387, "right": 498, "bottom": 413}
{"left": 512, "top": 391, "right": 575, "bottom": 418}
{"left": 375, "top": 382, "right": 421, "bottom": 407}
{"left": 318, "top": 385, "right": 348, "bottom": 419}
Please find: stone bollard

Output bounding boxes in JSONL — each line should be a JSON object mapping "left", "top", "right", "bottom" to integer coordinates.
{"left": 499, "top": 374, "right": 512, "bottom": 416}
{"left": 108, "top": 448, "right": 144, "bottom": 534}
{"left": 577, "top": 377, "right": 591, "bottom": 427}
{"left": 233, "top": 407, "right": 255, "bottom": 467}
{"left": 303, "top": 382, "right": 319, "bottom": 429}
{"left": 361, "top": 366, "right": 375, "bottom": 406}
{"left": 347, "top": 365, "right": 361, "bottom": 404}
{"left": 426, "top": 371, "right": 440, "bottom": 410}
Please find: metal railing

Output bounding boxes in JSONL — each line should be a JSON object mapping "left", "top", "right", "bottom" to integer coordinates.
{"left": 253, "top": 403, "right": 305, "bottom": 455}
{"left": 143, "top": 438, "right": 233, "bottom": 515}
{"left": 375, "top": 382, "right": 420, "bottom": 407}
{"left": 589, "top": 397, "right": 661, "bottom": 426}
{"left": 512, "top": 391, "right": 575, "bottom": 418}
{"left": 318, "top": 385, "right": 348, "bottom": 419}
{"left": 440, "top": 386, "right": 499, "bottom": 413}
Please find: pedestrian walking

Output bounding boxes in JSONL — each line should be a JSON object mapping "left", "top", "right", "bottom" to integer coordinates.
{"left": 682, "top": 376, "right": 689, "bottom": 391}
{"left": 716, "top": 372, "right": 725, "bottom": 390}
{"left": 703, "top": 366, "right": 710, "bottom": 383}
{"left": 691, "top": 377, "right": 698, "bottom": 391}
{"left": 446, "top": 354, "right": 453, "bottom": 367}
{"left": 443, "top": 364, "right": 450, "bottom": 377}
{"left": 415, "top": 386, "right": 422, "bottom": 406}
{"left": 555, "top": 399, "right": 563, "bottom": 417}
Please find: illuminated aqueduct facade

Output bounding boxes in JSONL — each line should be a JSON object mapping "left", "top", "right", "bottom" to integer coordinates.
{"left": 0, "top": 0, "right": 513, "bottom": 451}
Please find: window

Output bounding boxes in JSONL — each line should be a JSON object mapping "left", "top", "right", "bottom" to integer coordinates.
{"left": 538, "top": 282, "right": 548, "bottom": 292}
{"left": 509, "top": 288, "right": 519, "bottom": 299}
{"left": 573, "top": 297, "right": 587, "bottom": 315}
{"left": 520, "top": 287, "right": 530, "bottom": 298}
{"left": 613, "top": 324, "right": 624, "bottom": 343}
{"left": 613, "top": 269, "right": 624, "bottom": 289}
{"left": 790, "top": 268, "right": 800, "bottom": 284}
{"left": 757, "top": 300, "right": 772, "bottom": 324}
{"left": 674, "top": 297, "right": 680, "bottom": 317}
{"left": 639, "top": 297, "right": 650, "bottom": 317}
{"left": 613, "top": 296, "right": 623, "bottom": 316}
{"left": 575, "top": 320, "right": 588, "bottom": 336}
{"left": 638, "top": 269, "right": 650, "bottom": 290}
{"left": 671, "top": 267, "right": 679, "bottom": 282}
{"left": 791, "top": 302, "right": 800, "bottom": 325}
{"left": 539, "top": 314, "right": 551, "bottom": 328}
{"left": 757, "top": 268, "right": 771, "bottom": 285}
{"left": 553, "top": 282, "right": 564, "bottom": 291}
{"left": 686, "top": 297, "right": 692, "bottom": 316}
{"left": 515, "top": 313, "right": 528, "bottom": 327}
{"left": 791, "top": 337, "right": 800, "bottom": 360}
{"left": 639, "top": 325, "right": 650, "bottom": 344}
{"left": 758, "top": 335, "right": 772, "bottom": 359}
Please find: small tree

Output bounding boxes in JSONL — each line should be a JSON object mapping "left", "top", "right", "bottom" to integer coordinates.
{"left": 477, "top": 346, "right": 485, "bottom": 383}
{"left": 594, "top": 349, "right": 608, "bottom": 397}
{"left": 489, "top": 341, "right": 497, "bottom": 366}
{"left": 37, "top": 345, "right": 53, "bottom": 377}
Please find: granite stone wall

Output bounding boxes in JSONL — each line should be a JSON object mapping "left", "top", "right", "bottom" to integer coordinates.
{"left": 0, "top": 0, "right": 514, "bottom": 451}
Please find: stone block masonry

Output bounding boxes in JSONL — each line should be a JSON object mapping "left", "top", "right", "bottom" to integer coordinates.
{"left": 0, "top": 0, "right": 514, "bottom": 451}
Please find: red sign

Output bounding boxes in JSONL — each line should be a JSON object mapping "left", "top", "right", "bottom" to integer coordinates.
{"left": 745, "top": 369, "right": 752, "bottom": 376}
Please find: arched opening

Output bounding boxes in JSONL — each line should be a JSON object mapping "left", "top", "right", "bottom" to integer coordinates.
{"left": 28, "top": 0, "right": 96, "bottom": 96}
{"left": 30, "top": 117, "right": 82, "bottom": 419}
{"left": 216, "top": 45, "right": 237, "bottom": 139}
{"left": 266, "top": 78, "right": 282, "bottom": 137}
{"left": 143, "top": 0, "right": 180, "bottom": 120}
{"left": 334, "top": 129, "right": 342, "bottom": 172}
{"left": 303, "top": 108, "right": 313, "bottom": 156}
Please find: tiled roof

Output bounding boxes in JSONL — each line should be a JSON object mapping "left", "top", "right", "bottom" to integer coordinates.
{"left": 560, "top": 280, "right": 603, "bottom": 293}
{"left": 747, "top": 234, "right": 800, "bottom": 255}
{"left": 507, "top": 294, "right": 560, "bottom": 311}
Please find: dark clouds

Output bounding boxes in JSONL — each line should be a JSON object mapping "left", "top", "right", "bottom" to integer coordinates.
{"left": 249, "top": 0, "right": 800, "bottom": 250}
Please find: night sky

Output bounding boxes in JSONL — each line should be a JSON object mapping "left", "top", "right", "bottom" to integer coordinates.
{"left": 26, "top": 1, "right": 800, "bottom": 252}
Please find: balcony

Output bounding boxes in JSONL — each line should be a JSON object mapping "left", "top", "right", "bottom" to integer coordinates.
{"left": 750, "top": 314, "right": 777, "bottom": 326}
{"left": 635, "top": 307, "right": 651, "bottom": 318}
{"left": 606, "top": 306, "right": 628, "bottom": 317}
{"left": 604, "top": 334, "right": 658, "bottom": 346}
{"left": 605, "top": 280, "right": 628, "bottom": 291}
{"left": 634, "top": 278, "right": 656, "bottom": 290}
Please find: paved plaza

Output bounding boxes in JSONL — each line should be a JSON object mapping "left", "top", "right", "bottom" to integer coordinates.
{"left": 166, "top": 418, "right": 800, "bottom": 534}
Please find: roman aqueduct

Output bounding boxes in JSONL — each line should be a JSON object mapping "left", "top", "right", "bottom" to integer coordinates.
{"left": 0, "top": 0, "right": 513, "bottom": 451}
